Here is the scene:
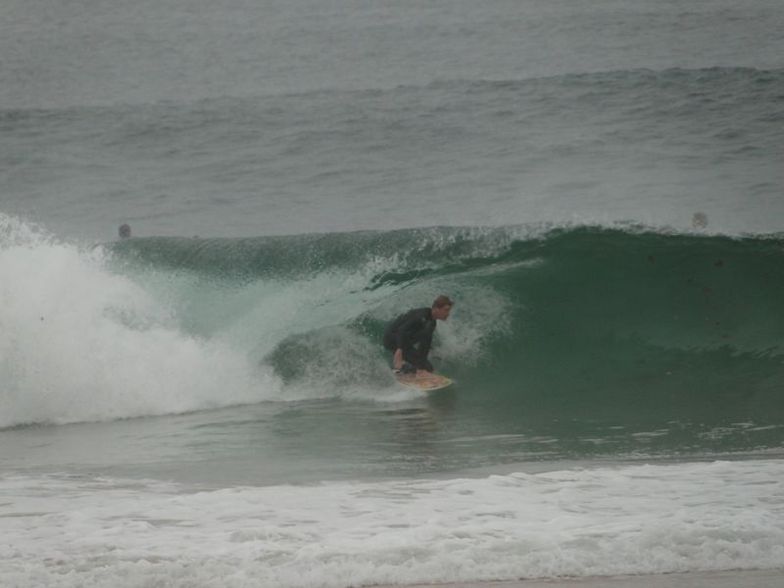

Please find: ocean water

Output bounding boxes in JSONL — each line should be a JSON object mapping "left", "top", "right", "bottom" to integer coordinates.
{"left": 2, "top": 0, "right": 784, "bottom": 586}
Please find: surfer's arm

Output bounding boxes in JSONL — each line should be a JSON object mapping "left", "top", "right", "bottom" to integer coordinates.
{"left": 393, "top": 348, "right": 404, "bottom": 369}
{"left": 395, "top": 310, "right": 429, "bottom": 350}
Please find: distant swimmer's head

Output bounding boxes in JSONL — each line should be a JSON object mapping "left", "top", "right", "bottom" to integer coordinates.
{"left": 691, "top": 212, "right": 708, "bottom": 230}
{"left": 118, "top": 224, "right": 131, "bottom": 239}
{"left": 431, "top": 294, "right": 453, "bottom": 321}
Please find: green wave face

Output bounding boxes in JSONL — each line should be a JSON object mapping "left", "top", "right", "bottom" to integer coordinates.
{"left": 459, "top": 229, "right": 784, "bottom": 447}
{"left": 110, "top": 225, "right": 784, "bottom": 457}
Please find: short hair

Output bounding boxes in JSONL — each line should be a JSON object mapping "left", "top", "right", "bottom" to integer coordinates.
{"left": 432, "top": 295, "right": 453, "bottom": 309}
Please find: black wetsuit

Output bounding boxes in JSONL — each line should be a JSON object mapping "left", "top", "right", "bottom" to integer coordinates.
{"left": 382, "top": 307, "right": 436, "bottom": 372}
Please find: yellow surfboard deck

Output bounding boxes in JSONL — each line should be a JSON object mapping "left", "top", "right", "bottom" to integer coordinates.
{"left": 394, "top": 370, "right": 453, "bottom": 392}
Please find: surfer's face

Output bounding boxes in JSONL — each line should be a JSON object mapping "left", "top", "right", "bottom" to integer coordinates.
{"left": 433, "top": 305, "right": 452, "bottom": 321}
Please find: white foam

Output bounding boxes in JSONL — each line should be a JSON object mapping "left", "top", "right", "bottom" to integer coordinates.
{"left": 0, "top": 214, "right": 278, "bottom": 427}
{"left": 1, "top": 459, "right": 782, "bottom": 587}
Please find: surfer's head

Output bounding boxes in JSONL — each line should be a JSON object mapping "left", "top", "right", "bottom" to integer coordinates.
{"left": 431, "top": 295, "right": 453, "bottom": 320}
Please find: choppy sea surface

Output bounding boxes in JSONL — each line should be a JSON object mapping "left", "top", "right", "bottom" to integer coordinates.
{"left": 2, "top": 1, "right": 784, "bottom": 586}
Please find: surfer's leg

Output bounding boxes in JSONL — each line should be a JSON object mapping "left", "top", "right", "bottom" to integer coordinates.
{"left": 403, "top": 348, "right": 433, "bottom": 372}
{"left": 382, "top": 333, "right": 396, "bottom": 353}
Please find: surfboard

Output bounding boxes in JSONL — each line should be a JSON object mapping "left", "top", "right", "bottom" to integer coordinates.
{"left": 394, "top": 370, "right": 453, "bottom": 392}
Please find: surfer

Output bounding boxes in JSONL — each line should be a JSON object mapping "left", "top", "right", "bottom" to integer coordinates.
{"left": 383, "top": 295, "right": 453, "bottom": 374}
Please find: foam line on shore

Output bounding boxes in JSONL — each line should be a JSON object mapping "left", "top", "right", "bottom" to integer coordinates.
{"left": 378, "top": 569, "right": 784, "bottom": 588}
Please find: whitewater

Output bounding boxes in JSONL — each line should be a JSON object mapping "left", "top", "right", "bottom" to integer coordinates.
{"left": 3, "top": 461, "right": 784, "bottom": 587}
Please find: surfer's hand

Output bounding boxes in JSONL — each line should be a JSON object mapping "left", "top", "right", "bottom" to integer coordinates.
{"left": 393, "top": 349, "right": 403, "bottom": 370}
